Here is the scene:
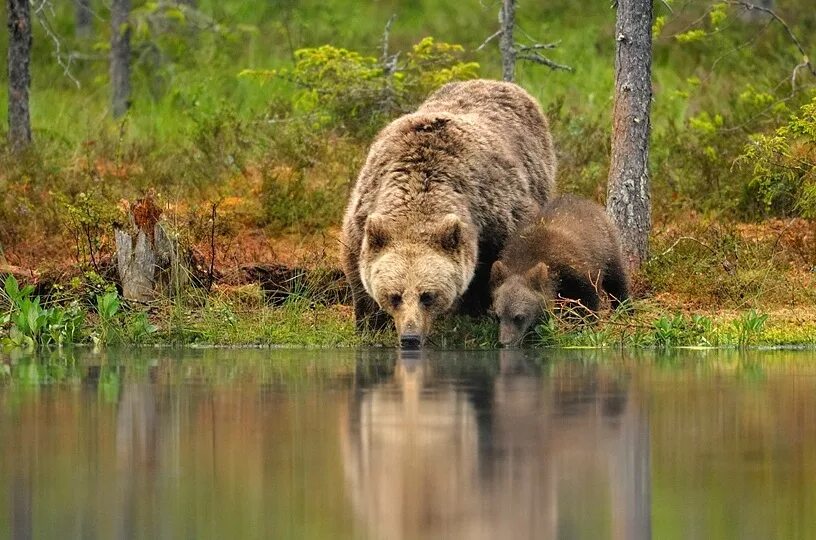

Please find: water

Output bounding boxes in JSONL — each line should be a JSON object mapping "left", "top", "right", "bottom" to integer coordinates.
{"left": 1, "top": 348, "right": 815, "bottom": 540}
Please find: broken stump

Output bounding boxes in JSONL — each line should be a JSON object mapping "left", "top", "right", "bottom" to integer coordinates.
{"left": 115, "top": 196, "right": 188, "bottom": 302}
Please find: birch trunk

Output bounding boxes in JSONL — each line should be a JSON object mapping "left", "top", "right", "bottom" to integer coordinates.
{"left": 606, "top": 0, "right": 653, "bottom": 270}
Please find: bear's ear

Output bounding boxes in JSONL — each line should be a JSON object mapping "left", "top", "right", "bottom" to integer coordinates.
{"left": 364, "top": 214, "right": 390, "bottom": 252}
{"left": 434, "top": 214, "right": 463, "bottom": 252}
{"left": 490, "top": 260, "right": 509, "bottom": 289}
{"left": 525, "top": 262, "right": 550, "bottom": 292}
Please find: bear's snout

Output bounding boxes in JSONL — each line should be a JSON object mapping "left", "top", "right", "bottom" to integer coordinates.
{"left": 499, "top": 324, "right": 524, "bottom": 348}
{"left": 399, "top": 334, "right": 422, "bottom": 350}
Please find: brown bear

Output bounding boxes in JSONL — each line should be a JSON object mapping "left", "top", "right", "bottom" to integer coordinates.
{"left": 341, "top": 79, "right": 557, "bottom": 348}
{"left": 490, "top": 194, "right": 630, "bottom": 347}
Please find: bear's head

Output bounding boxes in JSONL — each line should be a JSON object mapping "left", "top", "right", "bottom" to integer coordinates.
{"left": 490, "top": 260, "right": 552, "bottom": 347}
{"left": 360, "top": 213, "right": 477, "bottom": 348}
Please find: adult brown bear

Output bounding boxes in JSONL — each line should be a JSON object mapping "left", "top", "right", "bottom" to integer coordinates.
{"left": 341, "top": 79, "right": 557, "bottom": 347}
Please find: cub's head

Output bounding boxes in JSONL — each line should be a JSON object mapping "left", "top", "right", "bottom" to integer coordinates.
{"left": 490, "top": 260, "right": 552, "bottom": 347}
{"left": 360, "top": 213, "right": 477, "bottom": 349}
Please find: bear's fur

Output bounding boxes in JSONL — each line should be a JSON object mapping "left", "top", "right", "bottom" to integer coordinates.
{"left": 490, "top": 194, "right": 630, "bottom": 347}
{"left": 341, "top": 79, "right": 557, "bottom": 346}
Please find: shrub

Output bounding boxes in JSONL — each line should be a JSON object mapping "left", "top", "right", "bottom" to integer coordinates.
{"left": 241, "top": 37, "right": 479, "bottom": 136}
{"left": 737, "top": 95, "right": 816, "bottom": 218}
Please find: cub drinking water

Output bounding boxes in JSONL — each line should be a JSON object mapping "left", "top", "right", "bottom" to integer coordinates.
{"left": 490, "top": 194, "right": 630, "bottom": 347}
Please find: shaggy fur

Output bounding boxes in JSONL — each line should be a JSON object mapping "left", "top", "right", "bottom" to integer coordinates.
{"left": 491, "top": 194, "right": 630, "bottom": 346}
{"left": 342, "top": 79, "right": 557, "bottom": 345}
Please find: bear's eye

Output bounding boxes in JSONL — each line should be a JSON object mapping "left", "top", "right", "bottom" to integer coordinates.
{"left": 389, "top": 294, "right": 403, "bottom": 309}
{"left": 513, "top": 315, "right": 525, "bottom": 326}
{"left": 419, "top": 291, "right": 437, "bottom": 308}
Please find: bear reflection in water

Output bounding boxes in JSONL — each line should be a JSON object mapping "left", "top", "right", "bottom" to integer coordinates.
{"left": 341, "top": 350, "right": 650, "bottom": 540}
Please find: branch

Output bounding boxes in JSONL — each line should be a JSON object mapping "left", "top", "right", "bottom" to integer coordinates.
{"left": 517, "top": 41, "right": 560, "bottom": 52}
{"left": 380, "top": 13, "right": 397, "bottom": 69}
{"left": 517, "top": 52, "right": 574, "bottom": 72}
{"left": 725, "top": 1, "right": 816, "bottom": 80}
{"left": 475, "top": 29, "right": 503, "bottom": 52}
{"left": 32, "top": 0, "right": 81, "bottom": 88}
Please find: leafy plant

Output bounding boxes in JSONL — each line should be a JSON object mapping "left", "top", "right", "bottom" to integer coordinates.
{"left": 1, "top": 275, "right": 85, "bottom": 349}
{"left": 737, "top": 96, "right": 816, "bottom": 218}
{"left": 651, "top": 313, "right": 713, "bottom": 348}
{"left": 733, "top": 309, "right": 769, "bottom": 347}
{"left": 92, "top": 290, "right": 157, "bottom": 346}
{"left": 241, "top": 37, "right": 479, "bottom": 136}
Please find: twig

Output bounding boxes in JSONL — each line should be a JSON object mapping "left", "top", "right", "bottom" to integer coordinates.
{"left": 33, "top": 0, "right": 80, "bottom": 88}
{"left": 658, "top": 236, "right": 719, "bottom": 258}
{"left": 659, "top": 0, "right": 673, "bottom": 13}
{"left": 725, "top": 1, "right": 815, "bottom": 91}
{"left": 517, "top": 42, "right": 560, "bottom": 52}
{"left": 380, "top": 14, "right": 397, "bottom": 69}
{"left": 475, "top": 29, "right": 503, "bottom": 52}
{"left": 516, "top": 53, "right": 574, "bottom": 72}
{"left": 207, "top": 201, "right": 219, "bottom": 292}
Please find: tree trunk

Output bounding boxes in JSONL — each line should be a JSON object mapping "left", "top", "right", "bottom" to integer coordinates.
{"left": 7, "top": 0, "right": 32, "bottom": 151}
{"left": 75, "top": 0, "right": 92, "bottom": 39}
{"left": 110, "top": 0, "right": 131, "bottom": 118}
{"left": 606, "top": 0, "right": 653, "bottom": 271}
{"left": 499, "top": 0, "right": 516, "bottom": 82}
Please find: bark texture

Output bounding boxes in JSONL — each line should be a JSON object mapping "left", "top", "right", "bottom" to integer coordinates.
{"left": 606, "top": 0, "right": 653, "bottom": 271}
{"left": 7, "top": 0, "right": 32, "bottom": 151}
{"left": 110, "top": 0, "right": 131, "bottom": 118}
{"left": 499, "top": 0, "right": 516, "bottom": 82}
{"left": 75, "top": 0, "right": 92, "bottom": 38}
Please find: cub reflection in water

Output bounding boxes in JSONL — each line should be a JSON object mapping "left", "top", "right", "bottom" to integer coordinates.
{"left": 341, "top": 350, "right": 650, "bottom": 540}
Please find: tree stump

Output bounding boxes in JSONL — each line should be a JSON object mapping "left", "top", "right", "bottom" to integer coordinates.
{"left": 115, "top": 196, "right": 187, "bottom": 302}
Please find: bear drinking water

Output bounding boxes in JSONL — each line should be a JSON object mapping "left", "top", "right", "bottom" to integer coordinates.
{"left": 490, "top": 194, "right": 630, "bottom": 347}
{"left": 341, "top": 79, "right": 558, "bottom": 348}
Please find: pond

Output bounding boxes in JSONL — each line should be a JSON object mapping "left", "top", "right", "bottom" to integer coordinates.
{"left": 1, "top": 348, "right": 815, "bottom": 539}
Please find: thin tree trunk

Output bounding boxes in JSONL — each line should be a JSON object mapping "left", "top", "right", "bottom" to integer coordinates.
{"left": 7, "top": 0, "right": 32, "bottom": 151}
{"left": 110, "top": 0, "right": 131, "bottom": 118}
{"left": 606, "top": 0, "right": 653, "bottom": 271}
{"left": 75, "top": 0, "right": 92, "bottom": 39}
{"left": 499, "top": 0, "right": 516, "bottom": 82}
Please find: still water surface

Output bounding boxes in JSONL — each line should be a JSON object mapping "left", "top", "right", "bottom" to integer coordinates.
{"left": 1, "top": 348, "right": 815, "bottom": 539}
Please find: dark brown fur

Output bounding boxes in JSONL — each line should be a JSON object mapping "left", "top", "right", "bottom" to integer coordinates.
{"left": 491, "top": 195, "right": 630, "bottom": 346}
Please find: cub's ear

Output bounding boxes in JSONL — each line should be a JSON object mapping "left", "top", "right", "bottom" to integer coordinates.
{"left": 525, "top": 262, "right": 550, "bottom": 291}
{"left": 490, "top": 260, "right": 510, "bottom": 289}
{"left": 434, "top": 214, "right": 463, "bottom": 252}
{"left": 364, "top": 214, "right": 390, "bottom": 251}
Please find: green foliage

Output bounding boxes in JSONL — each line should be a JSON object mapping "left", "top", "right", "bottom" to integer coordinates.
{"left": 651, "top": 313, "right": 714, "bottom": 348}
{"left": 93, "top": 290, "right": 158, "bottom": 346}
{"left": 733, "top": 309, "right": 769, "bottom": 347}
{"left": 61, "top": 191, "right": 123, "bottom": 267}
{"left": 652, "top": 16, "right": 667, "bottom": 39}
{"left": 675, "top": 29, "right": 708, "bottom": 44}
{"left": 737, "top": 96, "right": 816, "bottom": 218}
{"left": 241, "top": 37, "right": 478, "bottom": 135}
{"left": 1, "top": 276, "right": 85, "bottom": 349}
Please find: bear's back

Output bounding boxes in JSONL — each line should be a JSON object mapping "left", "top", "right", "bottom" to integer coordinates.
{"left": 419, "top": 80, "right": 557, "bottom": 202}
{"left": 502, "top": 195, "right": 621, "bottom": 276}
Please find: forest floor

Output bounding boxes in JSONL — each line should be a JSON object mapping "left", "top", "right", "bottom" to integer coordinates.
{"left": 2, "top": 196, "right": 815, "bottom": 349}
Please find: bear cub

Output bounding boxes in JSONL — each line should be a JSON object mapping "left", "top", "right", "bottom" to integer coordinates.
{"left": 490, "top": 194, "right": 630, "bottom": 347}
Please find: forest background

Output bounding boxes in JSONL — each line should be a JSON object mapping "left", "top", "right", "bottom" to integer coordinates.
{"left": 1, "top": 0, "right": 814, "bottom": 348}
